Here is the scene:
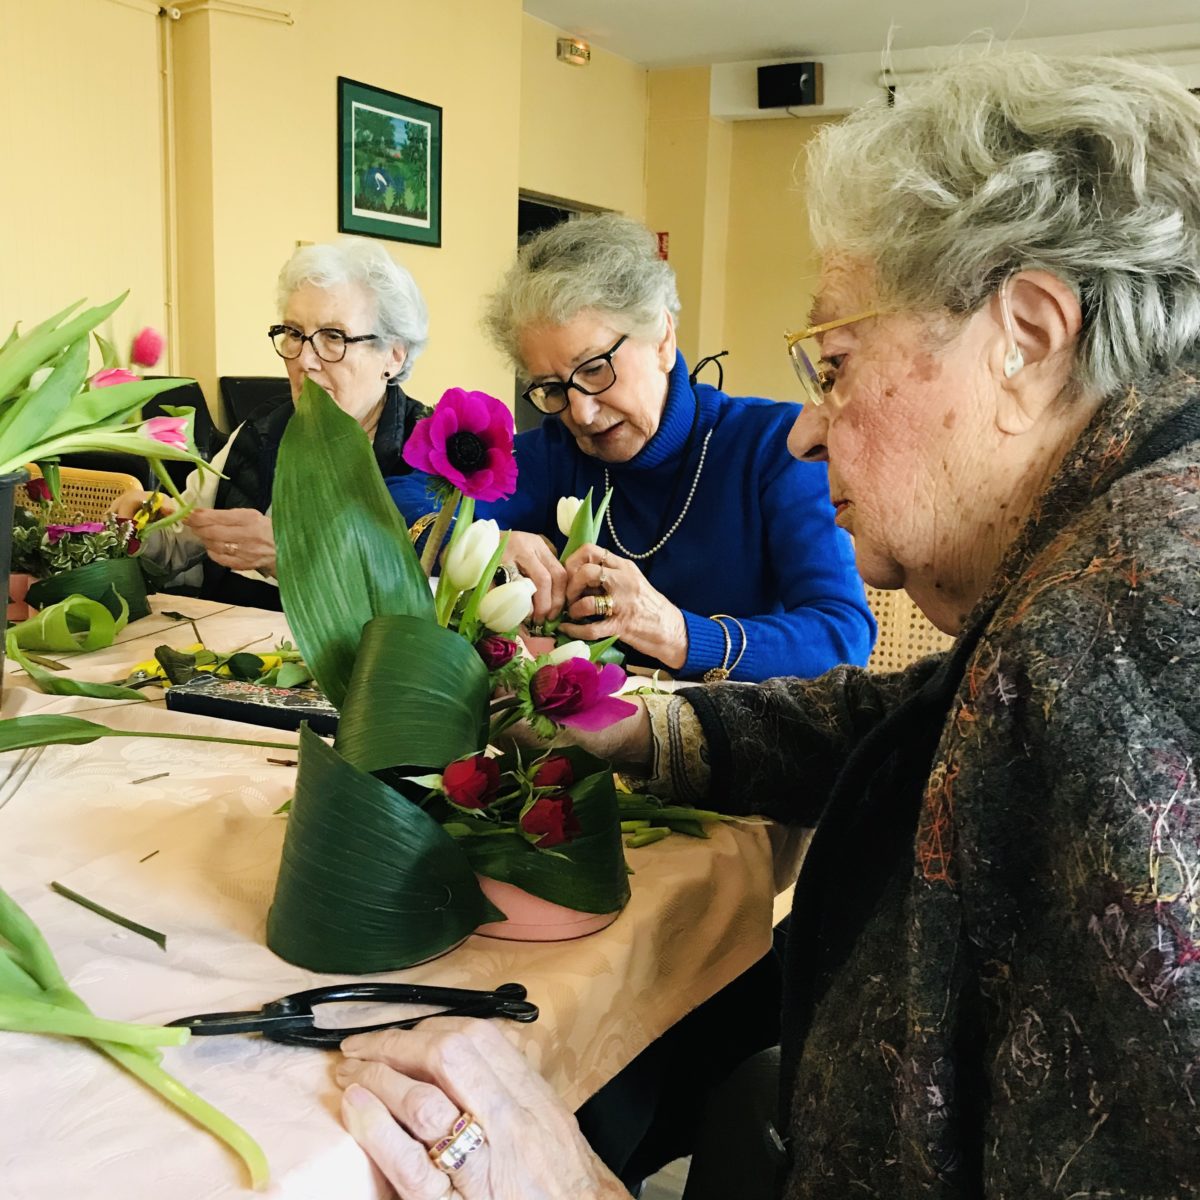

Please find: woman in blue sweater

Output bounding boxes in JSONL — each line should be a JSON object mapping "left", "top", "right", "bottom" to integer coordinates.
{"left": 389, "top": 214, "right": 873, "bottom": 681}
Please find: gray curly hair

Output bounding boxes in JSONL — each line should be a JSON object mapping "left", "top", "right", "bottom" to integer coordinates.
{"left": 805, "top": 52, "right": 1200, "bottom": 397}
{"left": 484, "top": 214, "right": 681, "bottom": 368}
{"left": 276, "top": 239, "right": 428, "bottom": 382}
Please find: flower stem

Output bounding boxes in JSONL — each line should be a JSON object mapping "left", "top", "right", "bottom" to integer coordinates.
{"left": 110, "top": 729, "right": 298, "bottom": 751}
{"left": 419, "top": 492, "right": 459, "bottom": 578}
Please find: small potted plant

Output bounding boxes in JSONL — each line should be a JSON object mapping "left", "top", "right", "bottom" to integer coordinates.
{"left": 9, "top": 477, "right": 156, "bottom": 621}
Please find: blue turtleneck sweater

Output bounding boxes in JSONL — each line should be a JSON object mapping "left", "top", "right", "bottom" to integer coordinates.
{"left": 388, "top": 353, "right": 874, "bottom": 682}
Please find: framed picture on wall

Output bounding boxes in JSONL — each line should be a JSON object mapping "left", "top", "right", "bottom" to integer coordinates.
{"left": 338, "top": 77, "right": 442, "bottom": 247}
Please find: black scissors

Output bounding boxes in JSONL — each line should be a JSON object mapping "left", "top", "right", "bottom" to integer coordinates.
{"left": 167, "top": 981, "right": 538, "bottom": 1048}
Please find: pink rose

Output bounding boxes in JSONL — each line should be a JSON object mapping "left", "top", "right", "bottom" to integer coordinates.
{"left": 130, "top": 326, "right": 164, "bottom": 368}
{"left": 141, "top": 415, "right": 189, "bottom": 451}
{"left": 90, "top": 367, "right": 140, "bottom": 388}
{"left": 529, "top": 658, "right": 638, "bottom": 732}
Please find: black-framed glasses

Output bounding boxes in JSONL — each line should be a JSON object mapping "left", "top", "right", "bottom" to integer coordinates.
{"left": 268, "top": 324, "right": 380, "bottom": 363}
{"left": 521, "top": 334, "right": 628, "bottom": 414}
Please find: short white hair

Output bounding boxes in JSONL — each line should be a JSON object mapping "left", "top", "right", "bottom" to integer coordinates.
{"left": 484, "top": 214, "right": 681, "bottom": 368}
{"left": 806, "top": 52, "right": 1200, "bottom": 397}
{"left": 276, "top": 239, "right": 429, "bottom": 382}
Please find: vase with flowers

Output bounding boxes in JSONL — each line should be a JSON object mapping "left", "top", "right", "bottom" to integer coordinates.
{"left": 0, "top": 296, "right": 209, "bottom": 695}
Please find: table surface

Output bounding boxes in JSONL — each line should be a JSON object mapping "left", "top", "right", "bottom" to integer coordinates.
{"left": 0, "top": 598, "right": 781, "bottom": 1199}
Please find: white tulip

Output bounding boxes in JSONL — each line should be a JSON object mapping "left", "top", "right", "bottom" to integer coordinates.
{"left": 478, "top": 577, "right": 536, "bottom": 633}
{"left": 556, "top": 495, "right": 585, "bottom": 538}
{"left": 547, "top": 640, "right": 591, "bottom": 664}
{"left": 443, "top": 519, "right": 501, "bottom": 592}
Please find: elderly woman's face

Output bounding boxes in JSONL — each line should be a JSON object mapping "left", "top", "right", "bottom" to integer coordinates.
{"left": 281, "top": 281, "right": 406, "bottom": 424}
{"left": 786, "top": 259, "right": 1013, "bottom": 625}
{"left": 518, "top": 310, "right": 675, "bottom": 463}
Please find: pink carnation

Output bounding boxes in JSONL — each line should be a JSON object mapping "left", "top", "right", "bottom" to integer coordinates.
{"left": 130, "top": 326, "right": 164, "bottom": 368}
{"left": 402, "top": 388, "right": 517, "bottom": 502}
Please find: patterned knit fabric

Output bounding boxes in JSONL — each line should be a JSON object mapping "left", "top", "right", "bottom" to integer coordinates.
{"left": 680, "top": 355, "right": 1200, "bottom": 1197}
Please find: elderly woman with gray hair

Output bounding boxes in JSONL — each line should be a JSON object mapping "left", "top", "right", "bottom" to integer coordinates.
{"left": 115, "top": 238, "right": 429, "bottom": 609}
{"left": 390, "top": 213, "right": 874, "bottom": 682}
{"left": 337, "top": 52, "right": 1200, "bottom": 1200}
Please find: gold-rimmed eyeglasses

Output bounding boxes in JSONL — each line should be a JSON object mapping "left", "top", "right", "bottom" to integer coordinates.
{"left": 783, "top": 310, "right": 880, "bottom": 408}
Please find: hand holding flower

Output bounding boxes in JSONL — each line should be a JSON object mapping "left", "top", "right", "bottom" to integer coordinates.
{"left": 185, "top": 507, "right": 277, "bottom": 577}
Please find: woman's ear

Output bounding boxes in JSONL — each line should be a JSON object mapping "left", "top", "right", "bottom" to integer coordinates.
{"left": 993, "top": 270, "right": 1082, "bottom": 435}
{"left": 656, "top": 310, "right": 677, "bottom": 372}
{"left": 385, "top": 345, "right": 407, "bottom": 381}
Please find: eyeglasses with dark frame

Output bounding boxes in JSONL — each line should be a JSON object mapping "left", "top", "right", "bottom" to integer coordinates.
{"left": 783, "top": 310, "right": 880, "bottom": 408}
{"left": 268, "top": 324, "right": 381, "bottom": 364}
{"left": 521, "top": 334, "right": 629, "bottom": 415}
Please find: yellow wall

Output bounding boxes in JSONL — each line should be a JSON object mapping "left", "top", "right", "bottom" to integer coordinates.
{"left": 519, "top": 15, "right": 647, "bottom": 218}
{"left": 721, "top": 116, "right": 830, "bottom": 401}
{"left": 0, "top": 0, "right": 167, "bottom": 364}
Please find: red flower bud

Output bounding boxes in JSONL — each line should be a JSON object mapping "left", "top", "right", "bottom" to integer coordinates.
{"left": 25, "top": 477, "right": 52, "bottom": 504}
{"left": 476, "top": 635, "right": 518, "bottom": 670}
{"left": 532, "top": 756, "right": 574, "bottom": 790}
{"left": 441, "top": 754, "right": 500, "bottom": 810}
{"left": 520, "top": 792, "right": 582, "bottom": 849}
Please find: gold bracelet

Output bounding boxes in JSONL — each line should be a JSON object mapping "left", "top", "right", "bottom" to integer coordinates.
{"left": 703, "top": 615, "right": 733, "bottom": 683}
{"left": 408, "top": 511, "right": 438, "bottom": 546}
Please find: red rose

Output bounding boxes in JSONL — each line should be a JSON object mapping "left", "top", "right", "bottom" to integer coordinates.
{"left": 476, "top": 635, "right": 518, "bottom": 670}
{"left": 532, "top": 756, "right": 575, "bottom": 790}
{"left": 442, "top": 755, "right": 500, "bottom": 810}
{"left": 520, "top": 792, "right": 582, "bottom": 849}
{"left": 25, "top": 477, "right": 52, "bottom": 504}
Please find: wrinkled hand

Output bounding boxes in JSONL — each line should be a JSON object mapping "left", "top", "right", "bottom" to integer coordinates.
{"left": 502, "top": 531, "right": 566, "bottom": 625}
{"left": 561, "top": 544, "right": 688, "bottom": 671}
{"left": 336, "top": 1019, "right": 628, "bottom": 1200}
{"left": 110, "top": 489, "right": 176, "bottom": 520}
{"left": 184, "top": 507, "right": 276, "bottom": 576}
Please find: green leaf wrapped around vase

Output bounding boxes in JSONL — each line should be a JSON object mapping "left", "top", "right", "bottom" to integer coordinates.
{"left": 267, "top": 380, "right": 637, "bottom": 971}
{"left": 27, "top": 556, "right": 150, "bottom": 621}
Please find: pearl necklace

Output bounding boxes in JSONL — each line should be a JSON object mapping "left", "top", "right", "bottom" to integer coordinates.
{"left": 603, "top": 429, "right": 714, "bottom": 560}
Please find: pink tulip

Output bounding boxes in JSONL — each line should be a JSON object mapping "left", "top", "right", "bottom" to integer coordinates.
{"left": 91, "top": 367, "right": 140, "bottom": 388}
{"left": 141, "top": 415, "right": 189, "bottom": 451}
{"left": 130, "top": 326, "right": 164, "bottom": 368}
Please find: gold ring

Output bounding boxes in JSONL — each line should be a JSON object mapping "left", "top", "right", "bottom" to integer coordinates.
{"left": 429, "top": 1111, "right": 486, "bottom": 1172}
{"left": 595, "top": 592, "right": 613, "bottom": 619}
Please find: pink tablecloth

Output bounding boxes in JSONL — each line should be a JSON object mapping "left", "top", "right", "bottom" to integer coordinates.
{"left": 0, "top": 599, "right": 782, "bottom": 1199}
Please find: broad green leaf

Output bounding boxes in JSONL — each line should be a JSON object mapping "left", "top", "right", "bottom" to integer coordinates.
{"left": 6, "top": 633, "right": 147, "bottom": 702}
{"left": 0, "top": 714, "right": 115, "bottom": 754}
{"left": 0, "top": 297, "right": 102, "bottom": 401}
{"left": 274, "top": 379, "right": 434, "bottom": 708}
{"left": 9, "top": 593, "right": 125, "bottom": 652}
{"left": 0, "top": 336, "right": 90, "bottom": 465}
{"left": 35, "top": 378, "right": 193, "bottom": 443}
{"left": 457, "top": 747, "right": 631, "bottom": 914}
{"left": 335, "top": 614, "right": 489, "bottom": 773}
{"left": 26, "top": 558, "right": 149, "bottom": 621}
{"left": 267, "top": 725, "right": 501, "bottom": 973}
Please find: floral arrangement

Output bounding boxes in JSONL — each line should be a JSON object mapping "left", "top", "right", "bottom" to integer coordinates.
{"left": 11, "top": 477, "right": 143, "bottom": 576}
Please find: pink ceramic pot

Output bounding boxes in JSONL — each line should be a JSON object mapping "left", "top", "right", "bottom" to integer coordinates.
{"left": 474, "top": 875, "right": 621, "bottom": 942}
{"left": 6, "top": 573, "right": 37, "bottom": 624}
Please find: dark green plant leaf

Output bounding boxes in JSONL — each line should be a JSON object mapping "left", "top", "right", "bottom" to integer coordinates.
{"left": 154, "top": 645, "right": 197, "bottom": 685}
{"left": 224, "top": 653, "right": 264, "bottom": 681}
{"left": 458, "top": 747, "right": 631, "bottom": 914}
{"left": 335, "top": 615, "right": 489, "bottom": 773}
{"left": 27, "top": 558, "right": 150, "bottom": 621}
{"left": 274, "top": 379, "right": 435, "bottom": 709}
{"left": 267, "top": 725, "right": 501, "bottom": 973}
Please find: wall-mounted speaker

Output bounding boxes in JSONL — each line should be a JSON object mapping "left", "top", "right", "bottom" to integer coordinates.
{"left": 757, "top": 62, "right": 824, "bottom": 109}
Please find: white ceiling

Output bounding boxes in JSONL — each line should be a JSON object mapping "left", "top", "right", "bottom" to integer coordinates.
{"left": 521, "top": 0, "right": 1200, "bottom": 68}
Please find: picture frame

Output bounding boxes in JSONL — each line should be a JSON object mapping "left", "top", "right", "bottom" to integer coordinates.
{"left": 338, "top": 77, "right": 442, "bottom": 247}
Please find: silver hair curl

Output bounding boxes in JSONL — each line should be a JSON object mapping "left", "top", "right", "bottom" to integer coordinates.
{"left": 805, "top": 52, "right": 1200, "bottom": 397}
{"left": 276, "top": 239, "right": 429, "bottom": 382}
{"left": 484, "top": 214, "right": 681, "bottom": 367}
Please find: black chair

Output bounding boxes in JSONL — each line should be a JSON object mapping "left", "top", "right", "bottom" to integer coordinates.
{"left": 219, "top": 376, "right": 291, "bottom": 429}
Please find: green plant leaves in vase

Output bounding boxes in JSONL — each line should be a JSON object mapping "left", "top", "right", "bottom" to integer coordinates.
{"left": 457, "top": 747, "right": 631, "bottom": 915}
{"left": 27, "top": 556, "right": 150, "bottom": 621}
{"left": 267, "top": 726, "right": 503, "bottom": 973}
{"left": 273, "top": 378, "right": 434, "bottom": 710}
